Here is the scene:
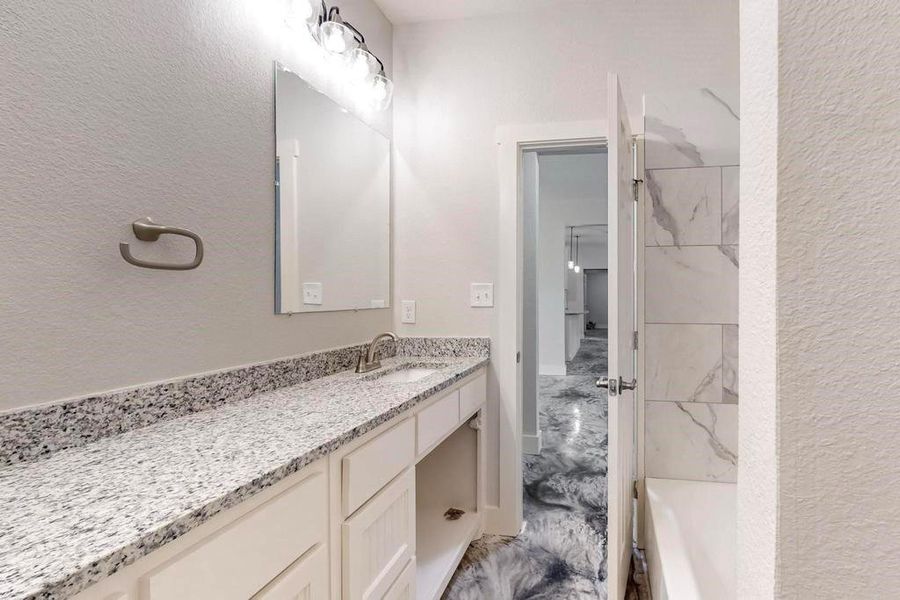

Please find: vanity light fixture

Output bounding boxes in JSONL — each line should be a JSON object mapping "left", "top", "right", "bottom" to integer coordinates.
{"left": 288, "top": 0, "right": 394, "bottom": 111}
{"left": 567, "top": 227, "right": 575, "bottom": 270}
{"left": 348, "top": 46, "right": 379, "bottom": 79}
{"left": 285, "top": 0, "right": 322, "bottom": 33}
{"left": 319, "top": 19, "right": 354, "bottom": 54}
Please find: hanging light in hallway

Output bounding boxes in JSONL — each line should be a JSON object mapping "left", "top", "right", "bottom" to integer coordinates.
{"left": 568, "top": 227, "right": 575, "bottom": 270}
{"left": 573, "top": 235, "right": 581, "bottom": 274}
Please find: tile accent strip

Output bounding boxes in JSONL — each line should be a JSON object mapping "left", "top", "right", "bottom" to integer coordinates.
{"left": 0, "top": 337, "right": 489, "bottom": 466}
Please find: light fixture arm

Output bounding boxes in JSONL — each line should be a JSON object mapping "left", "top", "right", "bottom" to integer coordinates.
{"left": 326, "top": 4, "right": 341, "bottom": 22}
{"left": 342, "top": 20, "right": 365, "bottom": 43}
{"left": 319, "top": 2, "right": 385, "bottom": 75}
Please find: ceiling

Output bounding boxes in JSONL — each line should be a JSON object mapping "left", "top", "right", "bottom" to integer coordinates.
{"left": 373, "top": 0, "right": 568, "bottom": 25}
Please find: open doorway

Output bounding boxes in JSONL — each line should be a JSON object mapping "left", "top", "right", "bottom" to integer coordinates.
{"left": 446, "top": 144, "right": 615, "bottom": 597}
{"left": 449, "top": 77, "right": 643, "bottom": 599}
{"left": 565, "top": 225, "right": 610, "bottom": 377}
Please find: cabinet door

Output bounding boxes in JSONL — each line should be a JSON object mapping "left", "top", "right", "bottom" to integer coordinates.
{"left": 342, "top": 469, "right": 416, "bottom": 600}
{"left": 253, "top": 543, "right": 328, "bottom": 600}
{"left": 383, "top": 559, "right": 416, "bottom": 600}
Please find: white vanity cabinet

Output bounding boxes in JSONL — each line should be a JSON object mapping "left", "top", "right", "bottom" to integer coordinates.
{"left": 341, "top": 468, "right": 416, "bottom": 600}
{"left": 71, "top": 460, "right": 331, "bottom": 600}
{"left": 73, "top": 368, "right": 487, "bottom": 600}
{"left": 252, "top": 544, "right": 329, "bottom": 600}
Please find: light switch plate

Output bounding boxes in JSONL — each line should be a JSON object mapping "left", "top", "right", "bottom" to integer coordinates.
{"left": 470, "top": 283, "right": 494, "bottom": 307}
{"left": 303, "top": 282, "right": 323, "bottom": 305}
{"left": 401, "top": 300, "right": 416, "bottom": 324}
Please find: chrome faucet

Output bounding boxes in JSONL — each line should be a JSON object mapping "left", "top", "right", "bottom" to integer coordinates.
{"left": 356, "top": 332, "right": 398, "bottom": 373}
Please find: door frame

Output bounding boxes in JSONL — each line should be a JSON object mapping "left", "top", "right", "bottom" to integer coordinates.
{"left": 492, "top": 120, "right": 608, "bottom": 536}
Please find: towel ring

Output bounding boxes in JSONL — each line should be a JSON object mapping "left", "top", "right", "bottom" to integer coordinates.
{"left": 119, "top": 217, "right": 204, "bottom": 271}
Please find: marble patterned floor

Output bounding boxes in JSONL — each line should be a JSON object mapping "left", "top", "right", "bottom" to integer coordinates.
{"left": 444, "top": 334, "right": 650, "bottom": 599}
{"left": 444, "top": 375, "right": 610, "bottom": 599}
{"left": 567, "top": 332, "right": 609, "bottom": 376}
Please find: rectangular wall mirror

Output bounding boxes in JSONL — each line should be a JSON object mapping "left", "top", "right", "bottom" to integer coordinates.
{"left": 274, "top": 64, "right": 390, "bottom": 314}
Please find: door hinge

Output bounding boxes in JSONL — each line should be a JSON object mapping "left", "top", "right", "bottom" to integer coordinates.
{"left": 633, "top": 480, "right": 639, "bottom": 499}
{"left": 633, "top": 331, "right": 639, "bottom": 350}
{"left": 516, "top": 351, "right": 521, "bottom": 364}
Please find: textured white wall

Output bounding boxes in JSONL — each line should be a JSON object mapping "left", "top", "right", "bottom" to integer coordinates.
{"left": 391, "top": 0, "right": 739, "bottom": 339}
{"left": 740, "top": 0, "right": 900, "bottom": 596}
{"left": 0, "top": 0, "right": 393, "bottom": 410}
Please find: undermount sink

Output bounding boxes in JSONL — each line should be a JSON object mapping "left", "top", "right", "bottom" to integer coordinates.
{"left": 368, "top": 364, "right": 445, "bottom": 383}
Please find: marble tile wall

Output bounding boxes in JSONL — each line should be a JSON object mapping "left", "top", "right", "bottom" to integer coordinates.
{"left": 643, "top": 88, "right": 739, "bottom": 483}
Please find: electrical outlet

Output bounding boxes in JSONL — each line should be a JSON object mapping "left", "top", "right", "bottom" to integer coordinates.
{"left": 401, "top": 300, "right": 416, "bottom": 324}
{"left": 303, "top": 282, "right": 322, "bottom": 305}
{"left": 470, "top": 283, "right": 494, "bottom": 307}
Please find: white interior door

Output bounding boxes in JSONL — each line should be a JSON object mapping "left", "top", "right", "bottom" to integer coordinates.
{"left": 605, "top": 72, "right": 636, "bottom": 600}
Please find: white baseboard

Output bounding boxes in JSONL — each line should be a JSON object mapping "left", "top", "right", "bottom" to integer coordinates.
{"left": 539, "top": 364, "right": 567, "bottom": 376}
{"left": 522, "top": 430, "right": 542, "bottom": 455}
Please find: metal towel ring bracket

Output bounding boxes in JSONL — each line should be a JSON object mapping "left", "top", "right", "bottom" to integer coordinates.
{"left": 119, "top": 217, "right": 204, "bottom": 271}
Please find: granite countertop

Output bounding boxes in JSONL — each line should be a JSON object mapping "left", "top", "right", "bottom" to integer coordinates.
{"left": 0, "top": 355, "right": 489, "bottom": 600}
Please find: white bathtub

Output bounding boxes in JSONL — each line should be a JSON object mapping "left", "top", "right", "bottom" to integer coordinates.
{"left": 644, "top": 478, "right": 736, "bottom": 600}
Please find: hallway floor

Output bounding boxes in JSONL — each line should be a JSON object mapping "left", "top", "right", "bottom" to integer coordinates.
{"left": 567, "top": 331, "right": 609, "bottom": 375}
{"left": 445, "top": 375, "right": 609, "bottom": 599}
{"left": 444, "top": 337, "right": 612, "bottom": 599}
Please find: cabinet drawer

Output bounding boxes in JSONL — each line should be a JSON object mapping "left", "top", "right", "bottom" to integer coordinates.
{"left": 142, "top": 470, "right": 326, "bottom": 600}
{"left": 343, "top": 418, "right": 415, "bottom": 516}
{"left": 383, "top": 558, "right": 416, "bottom": 600}
{"left": 342, "top": 469, "right": 416, "bottom": 600}
{"left": 459, "top": 372, "right": 487, "bottom": 418}
{"left": 417, "top": 390, "right": 460, "bottom": 455}
{"left": 252, "top": 543, "right": 328, "bottom": 600}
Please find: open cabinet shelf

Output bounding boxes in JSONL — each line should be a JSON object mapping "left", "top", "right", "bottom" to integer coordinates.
{"left": 415, "top": 506, "right": 480, "bottom": 600}
{"left": 414, "top": 413, "right": 482, "bottom": 600}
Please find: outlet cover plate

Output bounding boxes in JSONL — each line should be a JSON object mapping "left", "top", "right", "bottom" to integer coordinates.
{"left": 470, "top": 283, "right": 494, "bottom": 307}
{"left": 303, "top": 282, "right": 323, "bottom": 305}
{"left": 401, "top": 300, "right": 416, "bottom": 324}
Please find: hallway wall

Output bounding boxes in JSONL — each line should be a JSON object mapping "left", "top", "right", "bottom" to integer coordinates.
{"left": 642, "top": 89, "right": 740, "bottom": 483}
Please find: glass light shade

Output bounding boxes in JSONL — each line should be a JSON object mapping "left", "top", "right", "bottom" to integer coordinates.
{"left": 347, "top": 48, "right": 379, "bottom": 80}
{"left": 319, "top": 20, "right": 354, "bottom": 54}
{"left": 368, "top": 73, "right": 393, "bottom": 111}
{"left": 567, "top": 260, "right": 575, "bottom": 270}
{"left": 285, "top": 0, "right": 319, "bottom": 31}
{"left": 573, "top": 265, "right": 581, "bottom": 274}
